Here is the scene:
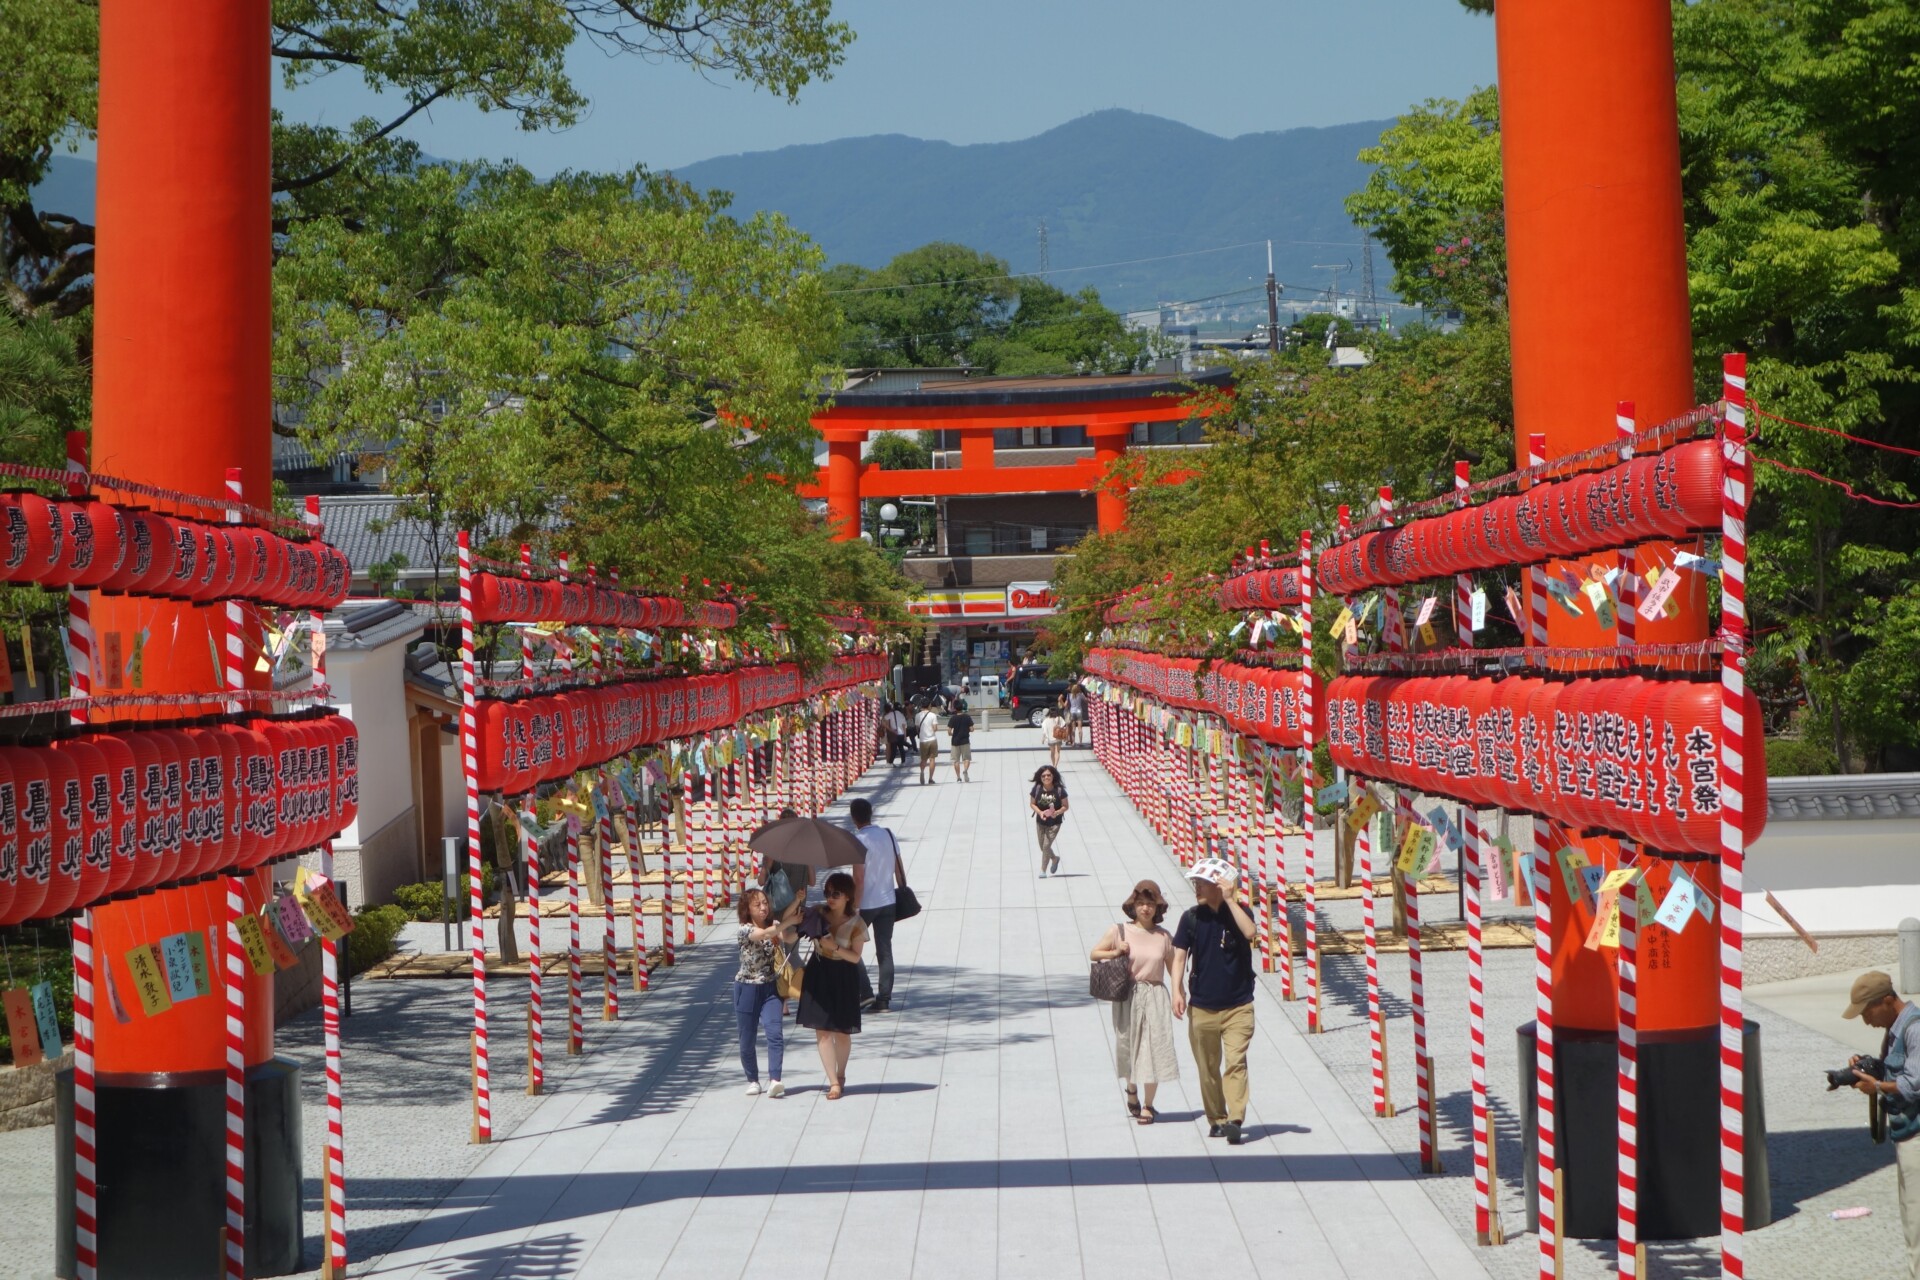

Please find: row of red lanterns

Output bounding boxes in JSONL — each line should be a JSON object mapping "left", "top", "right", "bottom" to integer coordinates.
{"left": 1086, "top": 649, "right": 1318, "bottom": 749}
{"left": 1316, "top": 438, "right": 1725, "bottom": 595}
{"left": 0, "top": 709, "right": 359, "bottom": 927}
{"left": 1322, "top": 673, "right": 1765, "bottom": 856}
{"left": 1, "top": 490, "right": 351, "bottom": 609}
{"left": 1216, "top": 566, "right": 1304, "bottom": 611}
{"left": 471, "top": 571, "right": 737, "bottom": 629}
{"left": 474, "top": 655, "right": 882, "bottom": 796}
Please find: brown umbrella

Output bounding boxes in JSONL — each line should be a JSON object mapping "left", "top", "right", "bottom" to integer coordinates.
{"left": 748, "top": 814, "right": 866, "bottom": 868}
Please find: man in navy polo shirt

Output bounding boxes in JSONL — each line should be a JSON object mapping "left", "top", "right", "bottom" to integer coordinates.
{"left": 1170, "top": 857, "right": 1258, "bottom": 1145}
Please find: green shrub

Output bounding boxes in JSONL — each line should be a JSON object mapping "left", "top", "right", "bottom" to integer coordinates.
{"left": 1766, "top": 736, "right": 1839, "bottom": 778}
{"left": 391, "top": 881, "right": 450, "bottom": 922}
{"left": 347, "top": 904, "right": 409, "bottom": 976}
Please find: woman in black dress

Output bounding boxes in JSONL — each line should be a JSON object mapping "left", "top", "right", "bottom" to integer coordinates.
{"left": 796, "top": 871, "right": 867, "bottom": 1098}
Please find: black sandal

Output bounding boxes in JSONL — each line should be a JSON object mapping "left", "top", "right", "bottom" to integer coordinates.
{"left": 1137, "top": 1105, "right": 1157, "bottom": 1126}
{"left": 1125, "top": 1087, "right": 1141, "bottom": 1118}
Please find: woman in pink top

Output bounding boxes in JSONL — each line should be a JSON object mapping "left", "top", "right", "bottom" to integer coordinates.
{"left": 1090, "top": 879, "right": 1180, "bottom": 1124}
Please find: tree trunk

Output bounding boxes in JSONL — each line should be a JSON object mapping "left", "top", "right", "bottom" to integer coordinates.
{"left": 491, "top": 803, "right": 521, "bottom": 965}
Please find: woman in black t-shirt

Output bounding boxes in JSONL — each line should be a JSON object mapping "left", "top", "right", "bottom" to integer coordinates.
{"left": 1029, "top": 765, "right": 1070, "bottom": 876}
{"left": 948, "top": 700, "right": 975, "bottom": 782}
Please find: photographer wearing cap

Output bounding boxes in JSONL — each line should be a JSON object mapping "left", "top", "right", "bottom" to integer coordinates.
{"left": 1844, "top": 970, "right": 1920, "bottom": 1274}
{"left": 1169, "top": 857, "right": 1257, "bottom": 1146}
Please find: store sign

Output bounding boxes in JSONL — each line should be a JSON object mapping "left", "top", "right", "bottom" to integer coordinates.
{"left": 1006, "top": 582, "right": 1057, "bottom": 617}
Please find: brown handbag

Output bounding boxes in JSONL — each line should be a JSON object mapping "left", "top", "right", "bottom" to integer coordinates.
{"left": 1089, "top": 924, "right": 1134, "bottom": 1002}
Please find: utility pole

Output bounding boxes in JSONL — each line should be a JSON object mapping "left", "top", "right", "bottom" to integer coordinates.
{"left": 1361, "top": 232, "right": 1380, "bottom": 329}
{"left": 1265, "top": 240, "right": 1281, "bottom": 353}
{"left": 1036, "top": 219, "right": 1051, "bottom": 275}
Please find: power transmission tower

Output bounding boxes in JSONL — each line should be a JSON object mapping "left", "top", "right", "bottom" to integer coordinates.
{"left": 1036, "top": 219, "right": 1051, "bottom": 274}
{"left": 1360, "top": 232, "right": 1379, "bottom": 329}
{"left": 1265, "top": 240, "right": 1281, "bottom": 353}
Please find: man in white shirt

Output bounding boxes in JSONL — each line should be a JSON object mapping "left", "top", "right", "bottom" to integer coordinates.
{"left": 883, "top": 702, "right": 910, "bottom": 766}
{"left": 849, "top": 798, "right": 907, "bottom": 1013}
{"left": 914, "top": 701, "right": 942, "bottom": 785}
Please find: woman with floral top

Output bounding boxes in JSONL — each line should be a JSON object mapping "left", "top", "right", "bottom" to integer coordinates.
{"left": 736, "top": 888, "right": 797, "bottom": 1097}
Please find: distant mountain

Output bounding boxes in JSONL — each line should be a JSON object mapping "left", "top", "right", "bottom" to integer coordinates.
{"left": 673, "top": 110, "right": 1391, "bottom": 314}
{"left": 31, "top": 110, "right": 1393, "bottom": 316}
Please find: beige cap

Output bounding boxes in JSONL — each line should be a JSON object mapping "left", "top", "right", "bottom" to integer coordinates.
{"left": 1844, "top": 970, "right": 1897, "bottom": 1019}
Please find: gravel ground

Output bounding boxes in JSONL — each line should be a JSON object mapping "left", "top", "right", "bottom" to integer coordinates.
{"left": 1276, "top": 879, "right": 1908, "bottom": 1280}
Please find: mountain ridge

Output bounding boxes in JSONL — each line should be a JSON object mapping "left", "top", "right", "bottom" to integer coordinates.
{"left": 30, "top": 109, "right": 1392, "bottom": 314}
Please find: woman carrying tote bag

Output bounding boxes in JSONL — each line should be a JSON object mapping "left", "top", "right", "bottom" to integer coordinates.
{"left": 1089, "top": 880, "right": 1180, "bottom": 1124}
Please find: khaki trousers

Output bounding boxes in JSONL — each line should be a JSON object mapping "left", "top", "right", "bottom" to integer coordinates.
{"left": 1037, "top": 822, "right": 1061, "bottom": 870}
{"left": 1188, "top": 1003, "right": 1254, "bottom": 1125}
{"left": 1898, "top": 1135, "right": 1920, "bottom": 1278}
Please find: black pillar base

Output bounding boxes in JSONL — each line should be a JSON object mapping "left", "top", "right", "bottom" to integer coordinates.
{"left": 1518, "top": 1021, "right": 1770, "bottom": 1240}
{"left": 56, "top": 1058, "right": 305, "bottom": 1279}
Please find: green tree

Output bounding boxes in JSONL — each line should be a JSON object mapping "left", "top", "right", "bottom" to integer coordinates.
{"left": 1343, "top": 87, "right": 1505, "bottom": 318}
{"left": 276, "top": 162, "right": 910, "bottom": 662}
{"left": 867, "top": 433, "right": 930, "bottom": 470}
{"left": 830, "top": 242, "right": 1150, "bottom": 373}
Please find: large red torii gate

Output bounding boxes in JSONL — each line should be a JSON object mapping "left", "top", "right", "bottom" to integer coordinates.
{"left": 801, "top": 369, "right": 1232, "bottom": 540}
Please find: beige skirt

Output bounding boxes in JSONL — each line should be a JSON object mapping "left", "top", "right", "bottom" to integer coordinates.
{"left": 1113, "top": 981, "right": 1179, "bottom": 1084}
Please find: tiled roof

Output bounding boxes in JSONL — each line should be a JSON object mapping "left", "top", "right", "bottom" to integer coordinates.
{"left": 1767, "top": 773, "right": 1920, "bottom": 822}
{"left": 316, "top": 494, "right": 523, "bottom": 577}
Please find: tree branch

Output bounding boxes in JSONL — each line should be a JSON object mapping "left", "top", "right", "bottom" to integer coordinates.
{"left": 273, "top": 85, "right": 453, "bottom": 194}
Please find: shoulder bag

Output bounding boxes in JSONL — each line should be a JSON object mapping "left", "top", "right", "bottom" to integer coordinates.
{"left": 774, "top": 941, "right": 803, "bottom": 1001}
{"left": 885, "top": 829, "right": 922, "bottom": 921}
{"left": 1089, "top": 923, "right": 1135, "bottom": 1002}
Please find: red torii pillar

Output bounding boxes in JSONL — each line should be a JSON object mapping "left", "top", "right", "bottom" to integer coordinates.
{"left": 823, "top": 432, "right": 866, "bottom": 541}
{"left": 1497, "top": 0, "right": 1761, "bottom": 1243}
{"left": 1090, "top": 424, "right": 1130, "bottom": 534}
{"left": 75, "top": 0, "right": 302, "bottom": 1274}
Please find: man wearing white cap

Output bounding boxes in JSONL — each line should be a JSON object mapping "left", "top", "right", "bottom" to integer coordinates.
{"left": 1846, "top": 970, "right": 1920, "bottom": 1275}
{"left": 1169, "top": 857, "right": 1258, "bottom": 1145}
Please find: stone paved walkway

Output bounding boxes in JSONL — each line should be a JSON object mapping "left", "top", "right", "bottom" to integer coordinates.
{"left": 347, "top": 727, "right": 1489, "bottom": 1280}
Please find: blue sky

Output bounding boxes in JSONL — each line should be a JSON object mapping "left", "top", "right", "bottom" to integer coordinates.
{"left": 277, "top": 0, "right": 1497, "bottom": 172}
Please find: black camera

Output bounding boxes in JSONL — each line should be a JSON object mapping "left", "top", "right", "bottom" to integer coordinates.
{"left": 1827, "top": 1055, "right": 1887, "bottom": 1091}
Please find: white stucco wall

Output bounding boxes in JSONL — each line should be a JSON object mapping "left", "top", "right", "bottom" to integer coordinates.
{"left": 1745, "top": 817, "right": 1920, "bottom": 937}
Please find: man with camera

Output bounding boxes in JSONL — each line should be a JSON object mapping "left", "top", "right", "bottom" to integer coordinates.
{"left": 1843, "top": 971, "right": 1920, "bottom": 1274}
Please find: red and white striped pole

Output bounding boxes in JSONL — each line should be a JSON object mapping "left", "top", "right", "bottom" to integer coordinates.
{"left": 1534, "top": 829, "right": 1557, "bottom": 1280}
{"left": 1301, "top": 527, "right": 1321, "bottom": 1034}
{"left": 1615, "top": 400, "right": 1641, "bottom": 1276}
{"left": 520, "top": 806, "right": 544, "bottom": 1094}
{"left": 219, "top": 468, "right": 248, "bottom": 1279}
{"left": 661, "top": 755, "right": 677, "bottom": 967}
{"left": 1525, "top": 432, "right": 1555, "bottom": 1277}
{"left": 1466, "top": 806, "right": 1492, "bottom": 1242}
{"left": 1268, "top": 746, "right": 1293, "bottom": 997}
{"left": 566, "top": 814, "right": 585, "bottom": 1054}
{"left": 1719, "top": 354, "right": 1751, "bottom": 1279}
{"left": 1619, "top": 856, "right": 1642, "bottom": 1276}
{"left": 1455, "top": 460, "right": 1474, "bottom": 649}
{"left": 306, "top": 495, "right": 347, "bottom": 1277}
{"left": 599, "top": 775, "right": 619, "bottom": 1021}
{"left": 459, "top": 531, "right": 492, "bottom": 1142}
{"left": 624, "top": 786, "right": 649, "bottom": 992}
{"left": 64, "top": 433, "right": 99, "bottom": 1280}
{"left": 520, "top": 544, "right": 535, "bottom": 682}
{"left": 1361, "top": 792, "right": 1387, "bottom": 1116}
{"left": 1617, "top": 404, "right": 1638, "bottom": 665}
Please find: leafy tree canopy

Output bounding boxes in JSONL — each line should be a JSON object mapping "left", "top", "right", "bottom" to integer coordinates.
{"left": 829, "top": 242, "right": 1155, "bottom": 374}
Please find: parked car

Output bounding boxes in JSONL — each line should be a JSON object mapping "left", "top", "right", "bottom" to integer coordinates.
{"left": 1006, "top": 666, "right": 1074, "bottom": 726}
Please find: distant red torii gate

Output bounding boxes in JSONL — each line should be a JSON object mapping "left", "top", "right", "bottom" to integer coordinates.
{"left": 801, "top": 369, "right": 1232, "bottom": 540}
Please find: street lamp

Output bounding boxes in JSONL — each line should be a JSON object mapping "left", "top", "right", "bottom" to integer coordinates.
{"left": 879, "top": 502, "right": 899, "bottom": 523}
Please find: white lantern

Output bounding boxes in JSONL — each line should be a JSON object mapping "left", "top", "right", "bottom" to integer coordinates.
{"left": 879, "top": 503, "right": 899, "bottom": 523}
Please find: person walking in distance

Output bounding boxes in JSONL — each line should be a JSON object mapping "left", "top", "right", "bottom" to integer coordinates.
{"left": 884, "top": 701, "right": 909, "bottom": 766}
{"left": 1068, "top": 683, "right": 1090, "bottom": 747}
{"left": 848, "top": 797, "right": 907, "bottom": 1014}
{"left": 1030, "top": 764, "right": 1069, "bottom": 877}
{"left": 1843, "top": 971, "right": 1920, "bottom": 1274}
{"left": 1170, "top": 857, "right": 1257, "bottom": 1144}
{"left": 1091, "top": 881, "right": 1180, "bottom": 1124}
{"left": 914, "top": 700, "right": 943, "bottom": 784}
{"left": 734, "top": 888, "right": 797, "bottom": 1097}
{"left": 796, "top": 872, "right": 866, "bottom": 1098}
{"left": 1040, "top": 697, "right": 1069, "bottom": 768}
{"left": 948, "top": 699, "right": 976, "bottom": 783}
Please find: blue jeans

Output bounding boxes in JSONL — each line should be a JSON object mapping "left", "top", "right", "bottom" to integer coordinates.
{"left": 734, "top": 981, "right": 784, "bottom": 1083}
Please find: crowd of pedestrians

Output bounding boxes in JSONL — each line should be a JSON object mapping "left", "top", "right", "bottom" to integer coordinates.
{"left": 733, "top": 675, "right": 1260, "bottom": 1143}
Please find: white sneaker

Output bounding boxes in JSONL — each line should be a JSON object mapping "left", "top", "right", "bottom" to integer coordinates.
{"left": 745, "top": 1081, "right": 762, "bottom": 1096}
{"left": 768, "top": 1080, "right": 785, "bottom": 1098}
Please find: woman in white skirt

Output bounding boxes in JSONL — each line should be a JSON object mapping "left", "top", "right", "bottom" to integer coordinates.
{"left": 1090, "top": 880, "right": 1179, "bottom": 1124}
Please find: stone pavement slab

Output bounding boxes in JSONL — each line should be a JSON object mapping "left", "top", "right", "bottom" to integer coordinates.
{"left": 314, "top": 733, "right": 1491, "bottom": 1280}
